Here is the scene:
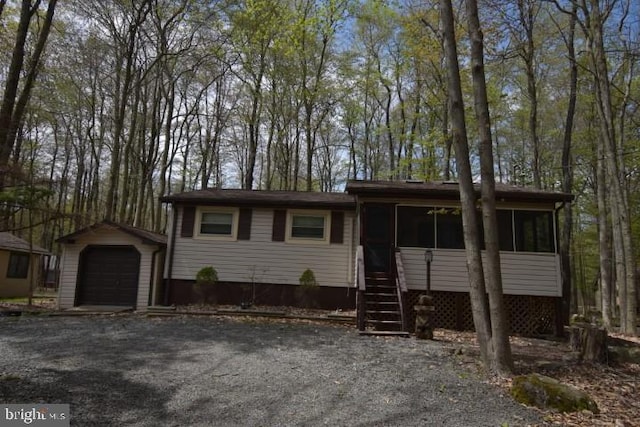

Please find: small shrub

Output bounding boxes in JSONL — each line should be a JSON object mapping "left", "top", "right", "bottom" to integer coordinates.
{"left": 299, "top": 268, "right": 318, "bottom": 288}
{"left": 298, "top": 269, "right": 319, "bottom": 308}
{"left": 195, "top": 266, "right": 218, "bottom": 304}
{"left": 196, "top": 266, "right": 218, "bottom": 285}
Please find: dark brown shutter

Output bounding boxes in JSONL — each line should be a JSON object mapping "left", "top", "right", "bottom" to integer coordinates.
{"left": 330, "top": 211, "right": 344, "bottom": 244}
{"left": 181, "top": 206, "right": 196, "bottom": 237}
{"left": 272, "top": 209, "right": 286, "bottom": 241}
{"left": 238, "top": 208, "right": 252, "bottom": 240}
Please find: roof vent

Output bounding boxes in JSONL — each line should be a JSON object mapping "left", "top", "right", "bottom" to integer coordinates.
{"left": 405, "top": 179, "right": 424, "bottom": 184}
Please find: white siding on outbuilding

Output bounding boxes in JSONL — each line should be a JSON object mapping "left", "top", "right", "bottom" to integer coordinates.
{"left": 399, "top": 248, "right": 561, "bottom": 297}
{"left": 168, "top": 207, "right": 355, "bottom": 287}
{"left": 58, "top": 226, "right": 162, "bottom": 310}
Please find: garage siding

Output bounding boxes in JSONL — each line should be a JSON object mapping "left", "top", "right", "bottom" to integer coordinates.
{"left": 58, "top": 228, "right": 158, "bottom": 310}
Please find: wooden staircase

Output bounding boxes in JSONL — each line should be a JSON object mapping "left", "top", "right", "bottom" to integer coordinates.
{"left": 356, "top": 247, "right": 410, "bottom": 337}
{"left": 362, "top": 275, "right": 405, "bottom": 333}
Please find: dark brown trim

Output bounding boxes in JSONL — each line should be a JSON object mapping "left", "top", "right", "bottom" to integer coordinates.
{"left": 181, "top": 206, "right": 196, "bottom": 237}
{"left": 164, "top": 206, "right": 179, "bottom": 306}
{"left": 330, "top": 211, "right": 344, "bottom": 244}
{"left": 238, "top": 208, "right": 252, "bottom": 240}
{"left": 168, "top": 279, "right": 356, "bottom": 310}
{"left": 272, "top": 210, "right": 286, "bottom": 242}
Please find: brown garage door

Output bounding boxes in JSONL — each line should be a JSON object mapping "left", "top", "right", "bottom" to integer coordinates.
{"left": 77, "top": 246, "right": 140, "bottom": 307}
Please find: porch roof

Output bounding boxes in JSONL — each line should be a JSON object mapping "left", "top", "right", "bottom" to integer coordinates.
{"left": 345, "top": 180, "right": 574, "bottom": 203}
{"left": 161, "top": 188, "right": 357, "bottom": 210}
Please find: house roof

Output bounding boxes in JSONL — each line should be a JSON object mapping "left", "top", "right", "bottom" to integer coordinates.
{"left": 0, "top": 232, "right": 50, "bottom": 255}
{"left": 56, "top": 220, "right": 167, "bottom": 245}
{"left": 345, "top": 180, "right": 574, "bottom": 203}
{"left": 161, "top": 188, "right": 357, "bottom": 210}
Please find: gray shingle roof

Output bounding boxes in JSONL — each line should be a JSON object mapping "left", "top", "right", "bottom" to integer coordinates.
{"left": 0, "top": 232, "right": 50, "bottom": 255}
{"left": 161, "top": 188, "right": 356, "bottom": 209}
{"left": 345, "top": 180, "right": 573, "bottom": 203}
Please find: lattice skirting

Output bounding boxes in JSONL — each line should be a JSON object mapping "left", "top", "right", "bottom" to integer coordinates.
{"left": 406, "top": 291, "right": 559, "bottom": 336}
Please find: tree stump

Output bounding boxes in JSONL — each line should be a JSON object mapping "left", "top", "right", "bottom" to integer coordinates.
{"left": 569, "top": 324, "right": 608, "bottom": 363}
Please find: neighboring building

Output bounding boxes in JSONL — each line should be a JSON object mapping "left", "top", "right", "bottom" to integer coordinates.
{"left": 0, "top": 232, "right": 50, "bottom": 298}
{"left": 56, "top": 221, "right": 166, "bottom": 310}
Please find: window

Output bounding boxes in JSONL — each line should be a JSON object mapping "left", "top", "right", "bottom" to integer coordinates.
{"left": 195, "top": 208, "right": 238, "bottom": 239}
{"left": 397, "top": 206, "right": 435, "bottom": 248}
{"left": 286, "top": 211, "right": 330, "bottom": 243}
{"left": 514, "top": 210, "right": 554, "bottom": 252}
{"left": 7, "top": 252, "right": 29, "bottom": 279}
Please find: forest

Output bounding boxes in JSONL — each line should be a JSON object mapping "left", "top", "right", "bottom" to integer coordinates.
{"left": 0, "top": 0, "right": 638, "bottom": 333}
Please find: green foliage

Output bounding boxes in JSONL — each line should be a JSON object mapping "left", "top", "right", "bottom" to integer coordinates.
{"left": 195, "top": 266, "right": 218, "bottom": 285}
{"left": 299, "top": 268, "right": 318, "bottom": 288}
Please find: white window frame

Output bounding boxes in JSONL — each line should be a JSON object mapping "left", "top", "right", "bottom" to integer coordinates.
{"left": 194, "top": 207, "right": 239, "bottom": 241}
{"left": 286, "top": 210, "right": 331, "bottom": 244}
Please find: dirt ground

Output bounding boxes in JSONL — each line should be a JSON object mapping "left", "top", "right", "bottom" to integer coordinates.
{"left": 432, "top": 329, "right": 640, "bottom": 427}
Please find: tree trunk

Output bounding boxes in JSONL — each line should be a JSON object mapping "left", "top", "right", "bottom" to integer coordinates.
{"left": 587, "top": 0, "right": 636, "bottom": 335}
{"left": 465, "top": 0, "right": 513, "bottom": 374}
{"left": 440, "top": 0, "right": 492, "bottom": 368}
{"left": 0, "top": 0, "right": 57, "bottom": 175}
{"left": 560, "top": 5, "right": 577, "bottom": 327}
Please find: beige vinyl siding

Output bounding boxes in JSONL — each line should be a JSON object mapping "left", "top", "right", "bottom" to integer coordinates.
{"left": 57, "top": 227, "right": 160, "bottom": 309}
{"left": 399, "top": 248, "right": 561, "bottom": 297}
{"left": 170, "top": 207, "right": 355, "bottom": 287}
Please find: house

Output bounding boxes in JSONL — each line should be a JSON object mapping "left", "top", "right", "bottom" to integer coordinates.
{"left": 56, "top": 221, "right": 166, "bottom": 309}
{"left": 161, "top": 189, "right": 358, "bottom": 309}
{"left": 161, "top": 180, "right": 572, "bottom": 336}
{"left": 0, "top": 232, "right": 50, "bottom": 298}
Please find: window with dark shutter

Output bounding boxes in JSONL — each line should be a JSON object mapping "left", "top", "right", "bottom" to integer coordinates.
{"left": 181, "top": 206, "right": 196, "bottom": 237}
{"left": 272, "top": 210, "right": 286, "bottom": 241}
{"left": 238, "top": 208, "right": 252, "bottom": 240}
{"left": 330, "top": 211, "right": 344, "bottom": 244}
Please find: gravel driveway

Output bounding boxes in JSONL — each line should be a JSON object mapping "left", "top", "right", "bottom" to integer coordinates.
{"left": 0, "top": 315, "right": 540, "bottom": 426}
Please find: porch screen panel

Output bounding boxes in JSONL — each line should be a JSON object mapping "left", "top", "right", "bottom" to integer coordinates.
{"left": 397, "top": 206, "right": 435, "bottom": 248}
{"left": 514, "top": 210, "right": 554, "bottom": 252}
{"left": 497, "top": 210, "right": 514, "bottom": 251}
{"left": 436, "top": 208, "right": 464, "bottom": 249}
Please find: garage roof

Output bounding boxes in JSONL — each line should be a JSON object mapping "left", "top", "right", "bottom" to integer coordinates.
{"left": 57, "top": 221, "right": 167, "bottom": 245}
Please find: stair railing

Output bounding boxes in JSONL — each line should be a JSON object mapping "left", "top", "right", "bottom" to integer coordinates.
{"left": 393, "top": 248, "right": 409, "bottom": 332}
{"left": 355, "top": 245, "right": 366, "bottom": 331}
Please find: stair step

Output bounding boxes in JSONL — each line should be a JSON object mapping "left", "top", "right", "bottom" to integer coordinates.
{"left": 366, "top": 301, "right": 399, "bottom": 306}
{"left": 367, "top": 310, "right": 401, "bottom": 315}
{"left": 366, "top": 319, "right": 403, "bottom": 325}
{"left": 359, "top": 330, "right": 410, "bottom": 337}
{"left": 365, "top": 292, "right": 397, "bottom": 297}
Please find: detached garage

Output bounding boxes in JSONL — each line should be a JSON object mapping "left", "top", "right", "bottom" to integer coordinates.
{"left": 57, "top": 221, "right": 166, "bottom": 310}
